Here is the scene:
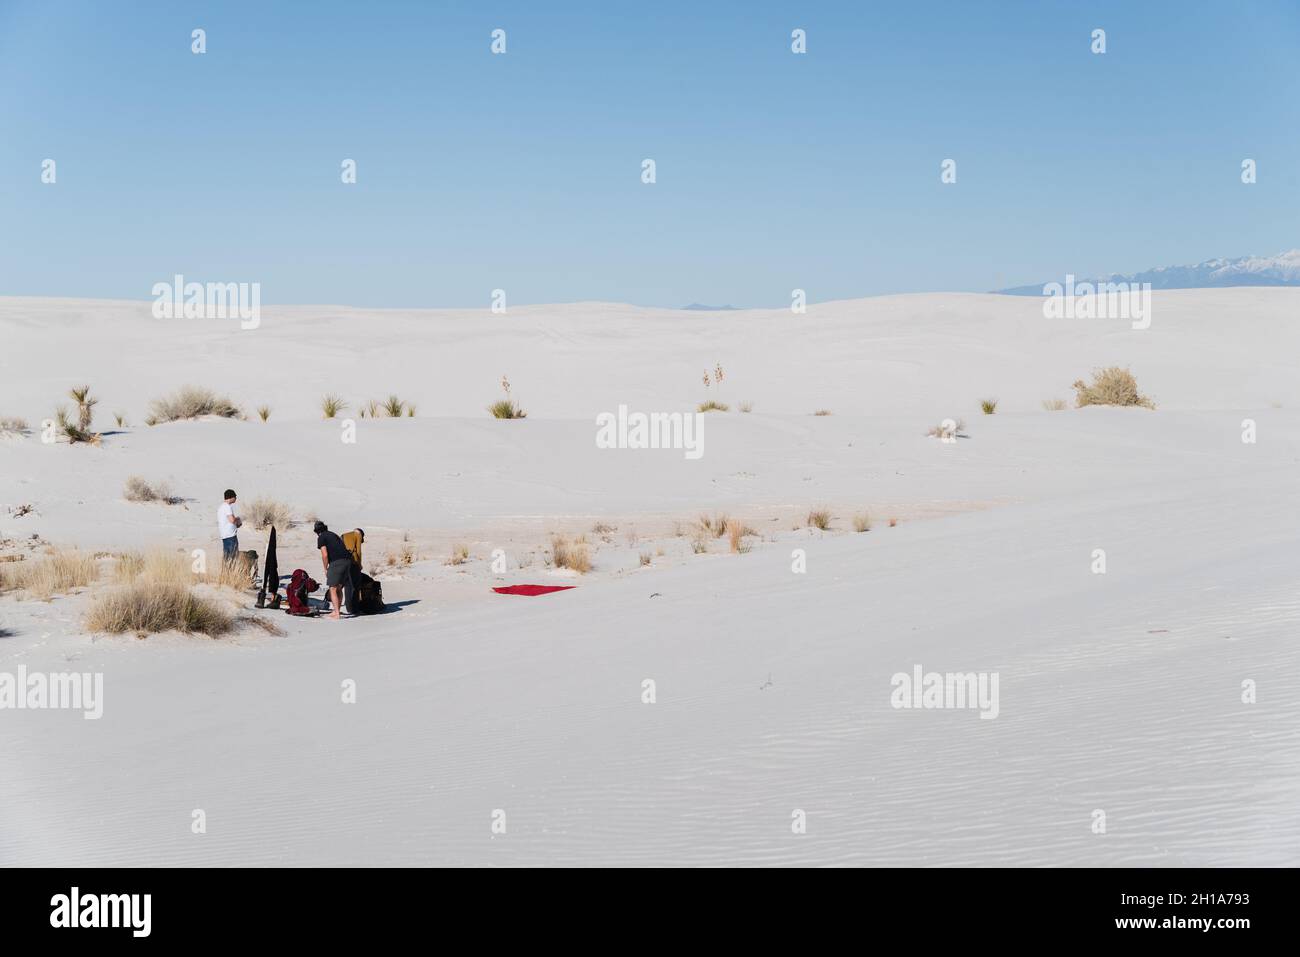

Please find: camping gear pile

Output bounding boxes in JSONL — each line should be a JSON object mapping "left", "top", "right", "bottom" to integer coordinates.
{"left": 255, "top": 526, "right": 385, "bottom": 617}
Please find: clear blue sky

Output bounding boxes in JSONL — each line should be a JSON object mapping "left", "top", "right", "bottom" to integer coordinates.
{"left": 1, "top": 0, "right": 1296, "bottom": 308}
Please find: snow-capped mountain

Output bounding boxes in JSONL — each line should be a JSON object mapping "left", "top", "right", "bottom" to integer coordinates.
{"left": 997, "top": 250, "right": 1300, "bottom": 295}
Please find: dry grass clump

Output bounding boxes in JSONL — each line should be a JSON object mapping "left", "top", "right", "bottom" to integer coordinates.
{"left": 852, "top": 512, "right": 872, "bottom": 533}
{"left": 257, "top": 405, "right": 271, "bottom": 422}
{"left": 591, "top": 521, "right": 615, "bottom": 534}
{"left": 927, "top": 418, "right": 965, "bottom": 440}
{"left": 1042, "top": 398, "right": 1067, "bottom": 412}
{"left": 980, "top": 398, "right": 998, "bottom": 415}
{"left": 447, "top": 543, "right": 470, "bottom": 565}
{"left": 321, "top": 393, "right": 347, "bottom": 419}
{"left": 725, "top": 518, "right": 753, "bottom": 554}
{"left": 383, "top": 395, "right": 407, "bottom": 417}
{"left": 85, "top": 581, "right": 233, "bottom": 637}
{"left": 639, "top": 551, "right": 652, "bottom": 566}
{"left": 146, "top": 386, "right": 241, "bottom": 424}
{"left": 385, "top": 536, "right": 417, "bottom": 567}
{"left": 697, "top": 400, "right": 729, "bottom": 413}
{"left": 738, "top": 400, "right": 753, "bottom": 413}
{"left": 697, "top": 512, "right": 732, "bottom": 538}
{"left": 813, "top": 409, "right": 832, "bottom": 416}
{"left": 551, "top": 535, "right": 591, "bottom": 573}
{"left": 244, "top": 497, "right": 290, "bottom": 530}
{"left": 0, "top": 416, "right": 29, "bottom": 433}
{"left": 807, "top": 508, "right": 832, "bottom": 531}
{"left": 0, "top": 549, "right": 98, "bottom": 598}
{"left": 113, "top": 411, "right": 127, "bottom": 427}
{"left": 123, "top": 475, "right": 180, "bottom": 505}
{"left": 1072, "top": 367, "right": 1155, "bottom": 409}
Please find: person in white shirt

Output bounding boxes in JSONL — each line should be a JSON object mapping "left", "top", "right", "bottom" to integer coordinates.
{"left": 217, "top": 489, "right": 243, "bottom": 562}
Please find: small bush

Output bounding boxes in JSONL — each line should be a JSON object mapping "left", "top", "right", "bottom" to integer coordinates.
{"left": 123, "top": 476, "right": 179, "bottom": 505}
{"left": 54, "top": 406, "right": 100, "bottom": 444}
{"left": 406, "top": 404, "right": 416, "bottom": 417}
{"left": 447, "top": 543, "right": 470, "bottom": 566}
{"left": 551, "top": 535, "right": 591, "bottom": 573}
{"left": 148, "top": 387, "right": 241, "bottom": 423}
{"left": 1042, "top": 398, "right": 1067, "bottom": 412}
{"left": 725, "top": 518, "right": 751, "bottom": 554}
{"left": 0, "top": 549, "right": 98, "bottom": 598}
{"left": 1072, "top": 367, "right": 1155, "bottom": 409}
{"left": 321, "top": 394, "right": 347, "bottom": 419}
{"left": 852, "top": 512, "right": 872, "bottom": 533}
{"left": 244, "top": 497, "right": 291, "bottom": 530}
{"left": 697, "top": 400, "right": 729, "bottom": 413}
{"left": 639, "top": 551, "right": 652, "bottom": 566}
{"left": 257, "top": 405, "right": 271, "bottom": 422}
{"left": 980, "top": 398, "right": 998, "bottom": 415}
{"left": 85, "top": 581, "right": 233, "bottom": 637}
{"left": 813, "top": 409, "right": 832, "bottom": 416}
{"left": 807, "top": 508, "right": 832, "bottom": 531}
{"left": 383, "top": 395, "right": 405, "bottom": 418}
{"left": 113, "top": 411, "right": 128, "bottom": 427}
{"left": 488, "top": 399, "right": 526, "bottom": 419}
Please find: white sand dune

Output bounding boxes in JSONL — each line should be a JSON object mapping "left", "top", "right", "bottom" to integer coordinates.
{"left": 1, "top": 290, "right": 1298, "bottom": 866}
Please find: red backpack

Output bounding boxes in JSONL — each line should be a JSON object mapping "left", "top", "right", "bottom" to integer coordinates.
{"left": 286, "top": 568, "right": 320, "bottom": 615}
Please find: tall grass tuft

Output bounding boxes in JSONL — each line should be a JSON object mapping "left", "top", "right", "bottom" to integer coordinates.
{"left": 1072, "top": 367, "right": 1155, "bottom": 409}
{"left": 244, "top": 497, "right": 291, "bottom": 530}
{"left": 86, "top": 581, "right": 233, "bottom": 637}
{"left": 0, "top": 549, "right": 98, "bottom": 599}
{"left": 807, "top": 507, "right": 832, "bottom": 531}
{"left": 321, "top": 393, "right": 347, "bottom": 419}
{"left": 147, "top": 386, "right": 241, "bottom": 424}
{"left": 980, "top": 398, "right": 998, "bottom": 415}
{"left": 551, "top": 535, "right": 591, "bottom": 573}
{"left": 853, "top": 512, "right": 872, "bottom": 533}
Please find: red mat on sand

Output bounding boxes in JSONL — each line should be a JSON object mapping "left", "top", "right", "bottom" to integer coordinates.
{"left": 492, "top": 584, "right": 576, "bottom": 597}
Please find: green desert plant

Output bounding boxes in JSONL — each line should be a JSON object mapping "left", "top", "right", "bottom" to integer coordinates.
{"left": 68, "top": 385, "right": 97, "bottom": 432}
{"left": 980, "top": 398, "right": 998, "bottom": 415}
{"left": 383, "top": 395, "right": 405, "bottom": 418}
{"left": 257, "top": 405, "right": 271, "bottom": 422}
{"left": 489, "top": 376, "right": 526, "bottom": 419}
{"left": 54, "top": 406, "right": 99, "bottom": 444}
{"left": 1072, "top": 367, "right": 1155, "bottom": 409}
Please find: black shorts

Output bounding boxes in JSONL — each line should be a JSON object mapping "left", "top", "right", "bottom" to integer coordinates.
{"left": 326, "top": 559, "right": 352, "bottom": 588}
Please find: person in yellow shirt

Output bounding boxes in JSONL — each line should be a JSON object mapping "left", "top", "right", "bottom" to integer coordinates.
{"left": 341, "top": 528, "right": 364, "bottom": 566}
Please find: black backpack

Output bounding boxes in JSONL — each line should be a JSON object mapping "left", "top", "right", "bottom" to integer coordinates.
{"left": 351, "top": 568, "right": 385, "bottom": 615}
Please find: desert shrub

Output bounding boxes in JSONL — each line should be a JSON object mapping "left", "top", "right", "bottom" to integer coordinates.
{"left": 738, "top": 400, "right": 753, "bottom": 413}
{"left": 0, "top": 416, "right": 29, "bottom": 433}
{"left": 725, "top": 518, "right": 752, "bottom": 554}
{"left": 1072, "top": 367, "right": 1155, "bottom": 409}
{"left": 406, "top": 404, "right": 416, "bottom": 417}
{"left": 383, "top": 395, "right": 405, "bottom": 417}
{"left": 551, "top": 535, "right": 591, "bottom": 573}
{"left": 147, "top": 387, "right": 241, "bottom": 423}
{"left": 257, "top": 405, "right": 271, "bottom": 422}
{"left": 123, "top": 476, "right": 179, "bottom": 504}
{"left": 447, "top": 543, "right": 470, "bottom": 565}
{"left": 53, "top": 406, "right": 100, "bottom": 444}
{"left": 489, "top": 376, "right": 526, "bottom": 419}
{"left": 927, "top": 418, "right": 965, "bottom": 440}
{"left": 0, "top": 549, "right": 98, "bottom": 598}
{"left": 853, "top": 512, "right": 872, "bottom": 533}
{"left": 85, "top": 581, "right": 232, "bottom": 636}
{"left": 113, "top": 411, "right": 127, "bottom": 427}
{"left": 807, "top": 507, "right": 832, "bottom": 531}
{"left": 639, "top": 551, "right": 652, "bottom": 566}
{"left": 813, "top": 409, "right": 832, "bottom": 416}
{"left": 697, "top": 400, "right": 729, "bottom": 413}
{"left": 244, "top": 497, "right": 291, "bottom": 530}
{"left": 980, "top": 398, "right": 998, "bottom": 415}
{"left": 68, "top": 385, "right": 97, "bottom": 432}
{"left": 321, "top": 393, "right": 347, "bottom": 419}
{"left": 1042, "top": 398, "right": 1067, "bottom": 412}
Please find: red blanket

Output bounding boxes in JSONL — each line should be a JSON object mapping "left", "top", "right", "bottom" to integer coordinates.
{"left": 492, "top": 584, "right": 576, "bottom": 597}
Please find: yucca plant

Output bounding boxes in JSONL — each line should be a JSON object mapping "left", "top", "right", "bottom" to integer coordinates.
{"left": 489, "top": 376, "right": 526, "bottom": 418}
{"left": 321, "top": 394, "right": 347, "bottom": 419}
{"left": 383, "top": 395, "right": 405, "bottom": 417}
{"left": 257, "top": 405, "right": 271, "bottom": 422}
{"left": 68, "top": 385, "right": 97, "bottom": 432}
{"left": 980, "top": 398, "right": 998, "bottom": 415}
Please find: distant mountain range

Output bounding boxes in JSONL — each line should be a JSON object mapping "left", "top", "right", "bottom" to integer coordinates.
{"left": 997, "top": 250, "right": 1300, "bottom": 295}
{"left": 679, "top": 303, "right": 740, "bottom": 311}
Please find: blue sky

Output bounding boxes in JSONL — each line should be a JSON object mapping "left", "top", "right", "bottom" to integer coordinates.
{"left": 1, "top": 0, "right": 1297, "bottom": 308}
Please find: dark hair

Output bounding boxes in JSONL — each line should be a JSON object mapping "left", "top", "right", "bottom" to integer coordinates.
{"left": 313, "top": 521, "right": 327, "bottom": 534}
{"left": 356, "top": 528, "right": 365, "bottom": 541}
{"left": 224, "top": 489, "right": 237, "bottom": 500}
